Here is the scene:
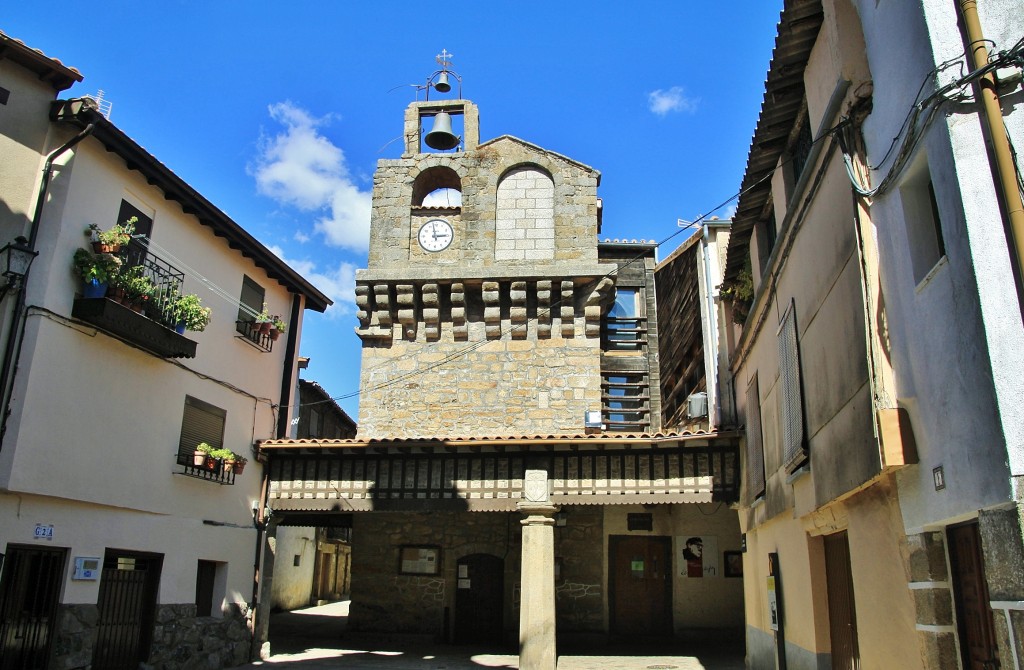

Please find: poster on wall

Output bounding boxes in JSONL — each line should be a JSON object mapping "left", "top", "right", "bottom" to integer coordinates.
{"left": 677, "top": 535, "right": 719, "bottom": 577}
{"left": 767, "top": 576, "right": 779, "bottom": 630}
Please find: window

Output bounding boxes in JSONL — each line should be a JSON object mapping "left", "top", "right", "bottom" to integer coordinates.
{"left": 604, "top": 288, "right": 645, "bottom": 352}
{"left": 176, "top": 396, "right": 226, "bottom": 467}
{"left": 237, "top": 275, "right": 265, "bottom": 327}
{"left": 778, "top": 301, "right": 807, "bottom": 472}
{"left": 745, "top": 375, "right": 766, "bottom": 501}
{"left": 900, "top": 154, "right": 946, "bottom": 284}
{"left": 791, "top": 117, "right": 814, "bottom": 184}
{"left": 756, "top": 209, "right": 778, "bottom": 275}
{"left": 235, "top": 275, "right": 274, "bottom": 351}
{"left": 602, "top": 373, "right": 650, "bottom": 431}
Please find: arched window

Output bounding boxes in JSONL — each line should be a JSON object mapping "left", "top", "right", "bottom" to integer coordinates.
{"left": 495, "top": 165, "right": 553, "bottom": 261}
{"left": 412, "top": 166, "right": 462, "bottom": 209}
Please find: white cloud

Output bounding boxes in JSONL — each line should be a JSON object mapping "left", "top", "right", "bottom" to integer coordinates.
{"left": 252, "top": 102, "right": 371, "bottom": 252}
{"left": 648, "top": 87, "right": 699, "bottom": 116}
{"left": 269, "top": 245, "right": 357, "bottom": 318}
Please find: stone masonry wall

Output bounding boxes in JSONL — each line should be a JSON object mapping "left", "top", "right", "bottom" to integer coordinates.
{"left": 358, "top": 317, "right": 601, "bottom": 437}
{"left": 50, "top": 603, "right": 250, "bottom": 670}
{"left": 347, "top": 511, "right": 522, "bottom": 639}
{"left": 348, "top": 508, "right": 605, "bottom": 641}
{"left": 495, "top": 166, "right": 555, "bottom": 261}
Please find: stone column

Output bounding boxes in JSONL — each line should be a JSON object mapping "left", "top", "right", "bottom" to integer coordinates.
{"left": 518, "top": 470, "right": 558, "bottom": 670}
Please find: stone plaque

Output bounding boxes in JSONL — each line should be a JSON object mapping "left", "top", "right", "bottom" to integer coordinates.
{"left": 523, "top": 469, "right": 550, "bottom": 503}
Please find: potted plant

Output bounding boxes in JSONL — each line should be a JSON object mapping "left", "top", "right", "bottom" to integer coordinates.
{"left": 718, "top": 266, "right": 754, "bottom": 325}
{"left": 73, "top": 248, "right": 122, "bottom": 298}
{"left": 85, "top": 216, "right": 136, "bottom": 254}
{"left": 268, "top": 315, "right": 286, "bottom": 341}
{"left": 208, "top": 447, "right": 235, "bottom": 474}
{"left": 230, "top": 453, "right": 248, "bottom": 475}
{"left": 119, "top": 268, "right": 156, "bottom": 313}
{"left": 171, "top": 293, "right": 212, "bottom": 333}
{"left": 255, "top": 304, "right": 272, "bottom": 334}
{"left": 193, "top": 442, "right": 212, "bottom": 467}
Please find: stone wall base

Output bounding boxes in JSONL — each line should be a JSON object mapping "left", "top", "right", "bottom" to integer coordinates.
{"left": 49, "top": 602, "right": 251, "bottom": 670}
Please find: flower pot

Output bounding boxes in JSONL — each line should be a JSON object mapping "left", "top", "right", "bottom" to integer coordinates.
{"left": 175, "top": 322, "right": 186, "bottom": 335}
{"left": 223, "top": 459, "right": 236, "bottom": 474}
{"left": 92, "top": 242, "right": 122, "bottom": 254}
{"left": 257, "top": 321, "right": 272, "bottom": 334}
{"left": 268, "top": 327, "right": 280, "bottom": 341}
{"left": 232, "top": 461, "right": 246, "bottom": 475}
{"left": 83, "top": 279, "right": 108, "bottom": 299}
{"left": 193, "top": 451, "right": 207, "bottom": 467}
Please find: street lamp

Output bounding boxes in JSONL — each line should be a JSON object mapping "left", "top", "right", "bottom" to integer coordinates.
{"left": 0, "top": 236, "right": 37, "bottom": 294}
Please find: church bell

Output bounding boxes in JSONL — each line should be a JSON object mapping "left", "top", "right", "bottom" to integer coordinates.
{"left": 424, "top": 111, "right": 460, "bottom": 150}
{"left": 434, "top": 71, "right": 452, "bottom": 93}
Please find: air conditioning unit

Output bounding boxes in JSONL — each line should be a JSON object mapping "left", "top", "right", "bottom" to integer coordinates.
{"left": 687, "top": 392, "right": 708, "bottom": 419}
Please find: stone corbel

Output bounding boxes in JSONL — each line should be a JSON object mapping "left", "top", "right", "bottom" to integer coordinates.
{"left": 536, "top": 280, "right": 552, "bottom": 339}
{"left": 451, "top": 282, "right": 468, "bottom": 341}
{"left": 560, "top": 280, "right": 575, "bottom": 338}
{"left": 510, "top": 281, "right": 528, "bottom": 339}
{"left": 422, "top": 283, "right": 440, "bottom": 340}
{"left": 396, "top": 284, "right": 417, "bottom": 340}
{"left": 585, "top": 277, "right": 615, "bottom": 337}
{"left": 483, "top": 281, "right": 502, "bottom": 339}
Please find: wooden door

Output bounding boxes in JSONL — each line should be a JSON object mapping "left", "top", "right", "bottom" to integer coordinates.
{"left": 948, "top": 522, "right": 999, "bottom": 670}
{"left": 609, "top": 536, "right": 672, "bottom": 637}
{"left": 0, "top": 545, "right": 66, "bottom": 669}
{"left": 824, "top": 531, "right": 860, "bottom": 670}
{"left": 454, "top": 554, "right": 504, "bottom": 644}
{"left": 92, "top": 551, "right": 162, "bottom": 670}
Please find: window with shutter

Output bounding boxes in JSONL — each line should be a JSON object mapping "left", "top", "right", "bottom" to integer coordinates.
{"left": 176, "top": 395, "right": 226, "bottom": 466}
{"left": 777, "top": 301, "right": 807, "bottom": 472}
{"left": 745, "top": 375, "right": 766, "bottom": 501}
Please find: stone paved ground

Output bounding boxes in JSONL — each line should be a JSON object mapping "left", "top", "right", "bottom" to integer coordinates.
{"left": 227, "top": 601, "right": 745, "bottom": 670}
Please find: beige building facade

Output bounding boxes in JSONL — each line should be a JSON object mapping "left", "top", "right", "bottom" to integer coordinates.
{"left": 0, "top": 32, "right": 330, "bottom": 670}
{"left": 726, "top": 1, "right": 1024, "bottom": 669}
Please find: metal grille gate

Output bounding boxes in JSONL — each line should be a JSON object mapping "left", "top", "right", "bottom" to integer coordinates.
{"left": 92, "top": 552, "right": 162, "bottom": 670}
{"left": 0, "top": 545, "right": 66, "bottom": 670}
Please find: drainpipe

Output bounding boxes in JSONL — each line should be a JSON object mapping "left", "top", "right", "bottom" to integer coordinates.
{"left": 0, "top": 115, "right": 96, "bottom": 449}
{"left": 957, "top": 0, "right": 1024, "bottom": 306}
{"left": 700, "top": 224, "right": 721, "bottom": 430}
{"left": 276, "top": 293, "right": 302, "bottom": 438}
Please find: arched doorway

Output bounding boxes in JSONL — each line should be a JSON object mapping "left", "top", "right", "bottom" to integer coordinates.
{"left": 454, "top": 553, "right": 504, "bottom": 644}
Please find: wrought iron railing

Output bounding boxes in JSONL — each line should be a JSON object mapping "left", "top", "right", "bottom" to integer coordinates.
{"left": 124, "top": 237, "right": 186, "bottom": 329}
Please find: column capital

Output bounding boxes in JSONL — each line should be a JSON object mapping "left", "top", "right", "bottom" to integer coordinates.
{"left": 518, "top": 502, "right": 559, "bottom": 524}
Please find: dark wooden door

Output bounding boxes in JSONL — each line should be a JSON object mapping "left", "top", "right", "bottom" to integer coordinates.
{"left": 609, "top": 536, "right": 672, "bottom": 637}
{"left": 92, "top": 551, "right": 162, "bottom": 670}
{"left": 454, "top": 554, "right": 504, "bottom": 644}
{"left": 0, "top": 545, "right": 66, "bottom": 669}
{"left": 824, "top": 531, "right": 860, "bottom": 670}
{"left": 948, "top": 522, "right": 999, "bottom": 670}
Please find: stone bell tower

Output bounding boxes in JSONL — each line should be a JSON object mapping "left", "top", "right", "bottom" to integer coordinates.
{"left": 355, "top": 55, "right": 616, "bottom": 439}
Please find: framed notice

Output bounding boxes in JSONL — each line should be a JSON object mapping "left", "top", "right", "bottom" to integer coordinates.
{"left": 398, "top": 545, "right": 440, "bottom": 575}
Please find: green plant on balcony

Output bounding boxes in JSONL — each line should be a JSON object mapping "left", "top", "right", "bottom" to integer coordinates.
{"left": 73, "top": 248, "right": 122, "bottom": 285}
{"left": 114, "top": 266, "right": 156, "bottom": 312}
{"left": 171, "top": 293, "right": 212, "bottom": 332}
{"left": 85, "top": 216, "right": 137, "bottom": 253}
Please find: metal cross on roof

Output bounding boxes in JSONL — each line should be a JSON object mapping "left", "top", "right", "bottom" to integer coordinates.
{"left": 435, "top": 49, "right": 453, "bottom": 70}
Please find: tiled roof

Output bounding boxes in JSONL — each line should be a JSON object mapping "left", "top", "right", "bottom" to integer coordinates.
{"left": 723, "top": 0, "right": 825, "bottom": 282}
{"left": 258, "top": 428, "right": 740, "bottom": 449}
{"left": 0, "top": 30, "right": 83, "bottom": 91}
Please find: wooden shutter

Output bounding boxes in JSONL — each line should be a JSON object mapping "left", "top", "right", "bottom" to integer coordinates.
{"left": 777, "top": 301, "right": 807, "bottom": 471}
{"left": 745, "top": 375, "right": 766, "bottom": 500}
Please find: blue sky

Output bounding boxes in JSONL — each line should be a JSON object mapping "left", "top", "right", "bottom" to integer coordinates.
{"left": 5, "top": 2, "right": 782, "bottom": 419}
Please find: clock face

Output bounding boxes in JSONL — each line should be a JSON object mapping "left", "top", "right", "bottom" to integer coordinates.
{"left": 417, "top": 219, "right": 454, "bottom": 252}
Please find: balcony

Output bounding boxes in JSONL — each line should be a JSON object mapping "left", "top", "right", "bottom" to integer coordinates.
{"left": 235, "top": 320, "right": 275, "bottom": 353}
{"left": 72, "top": 298, "right": 197, "bottom": 358}
{"left": 175, "top": 454, "right": 236, "bottom": 485}
{"left": 71, "top": 239, "right": 197, "bottom": 358}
